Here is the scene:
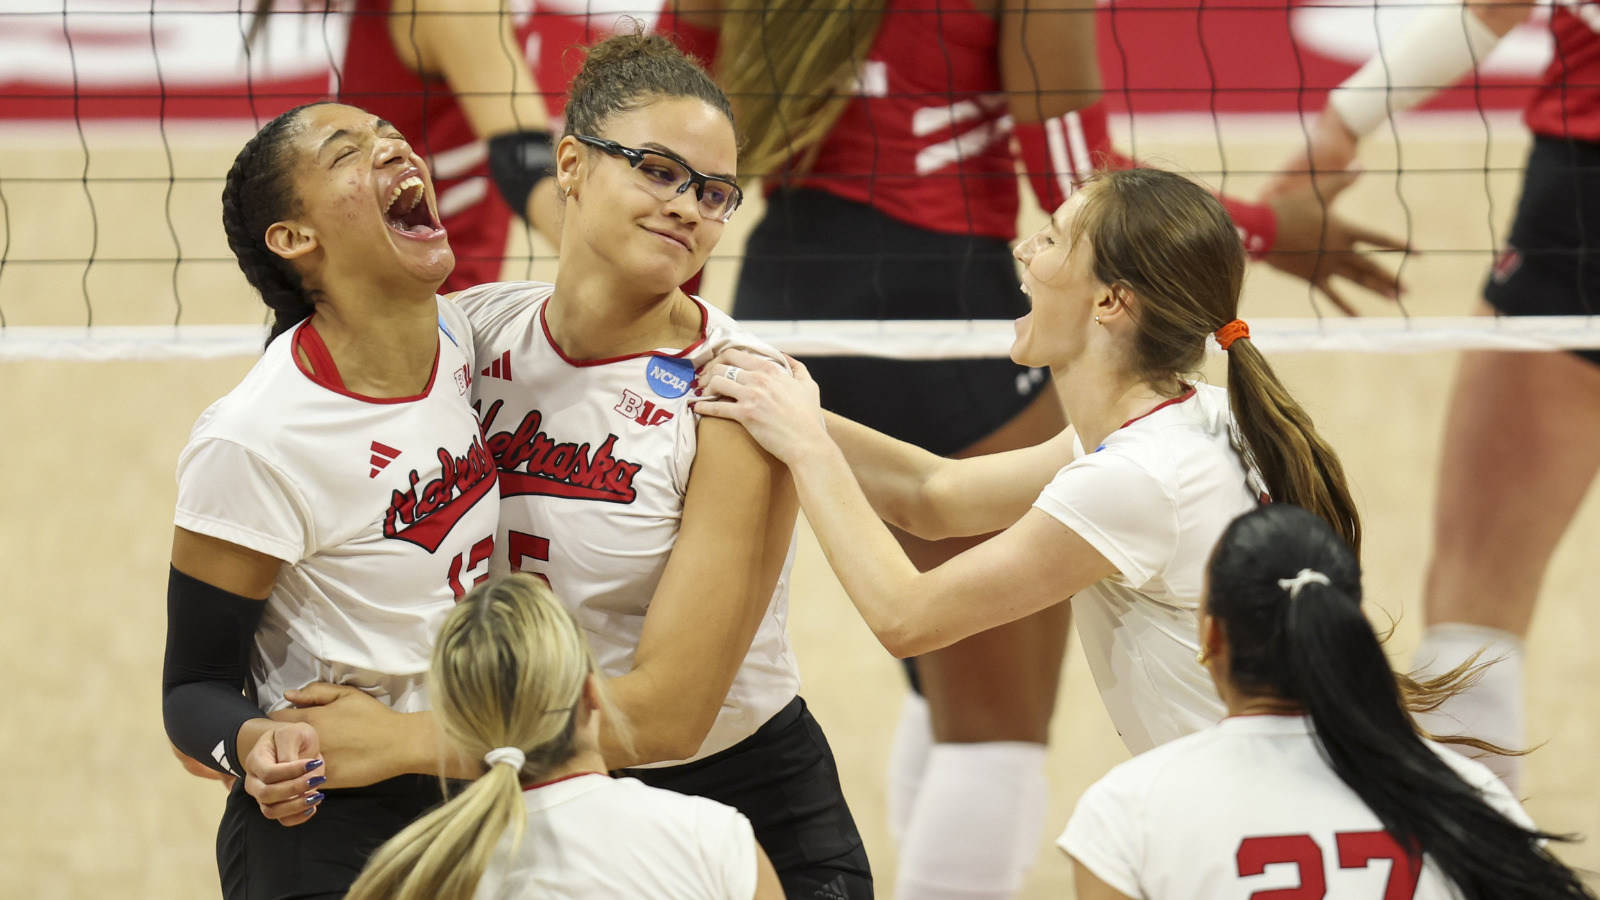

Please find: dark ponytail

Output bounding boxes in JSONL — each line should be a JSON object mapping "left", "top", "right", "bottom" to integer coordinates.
{"left": 1210, "top": 504, "right": 1589, "bottom": 900}
{"left": 1072, "top": 167, "right": 1361, "bottom": 554}
{"left": 221, "top": 103, "right": 331, "bottom": 345}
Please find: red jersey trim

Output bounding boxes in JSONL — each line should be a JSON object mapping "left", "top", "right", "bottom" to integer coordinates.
{"left": 522, "top": 771, "right": 607, "bottom": 793}
{"left": 292, "top": 317, "right": 441, "bottom": 405}
{"left": 1120, "top": 385, "right": 1197, "bottom": 430}
{"left": 539, "top": 295, "right": 710, "bottom": 368}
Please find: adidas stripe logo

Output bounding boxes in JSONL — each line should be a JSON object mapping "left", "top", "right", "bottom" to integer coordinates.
{"left": 481, "top": 350, "right": 512, "bottom": 381}
{"left": 813, "top": 875, "right": 849, "bottom": 900}
{"left": 211, "top": 740, "right": 238, "bottom": 777}
{"left": 370, "top": 441, "right": 401, "bottom": 478}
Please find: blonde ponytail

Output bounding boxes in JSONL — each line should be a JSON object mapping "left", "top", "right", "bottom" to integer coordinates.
{"left": 346, "top": 575, "right": 630, "bottom": 900}
{"left": 716, "top": 0, "right": 887, "bottom": 178}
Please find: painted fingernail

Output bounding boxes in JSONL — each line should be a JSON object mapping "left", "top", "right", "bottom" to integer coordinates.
{"left": 693, "top": 388, "right": 702, "bottom": 396}
{"left": 307, "top": 775, "right": 326, "bottom": 788}
{"left": 304, "top": 805, "right": 318, "bottom": 818}
{"left": 305, "top": 792, "right": 325, "bottom": 806}
{"left": 305, "top": 759, "right": 324, "bottom": 772}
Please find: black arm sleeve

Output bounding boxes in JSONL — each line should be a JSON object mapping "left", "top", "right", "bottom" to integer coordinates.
{"left": 487, "top": 130, "right": 555, "bottom": 222}
{"left": 162, "top": 565, "right": 267, "bottom": 777}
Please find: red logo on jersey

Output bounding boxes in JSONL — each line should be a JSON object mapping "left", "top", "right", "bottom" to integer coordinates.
{"left": 1492, "top": 245, "right": 1523, "bottom": 284}
{"left": 369, "top": 441, "right": 401, "bottom": 478}
{"left": 454, "top": 364, "right": 471, "bottom": 395}
{"left": 614, "top": 389, "right": 675, "bottom": 427}
{"left": 479, "top": 400, "right": 641, "bottom": 504}
{"left": 481, "top": 350, "right": 513, "bottom": 381}
{"left": 382, "top": 434, "right": 498, "bottom": 552}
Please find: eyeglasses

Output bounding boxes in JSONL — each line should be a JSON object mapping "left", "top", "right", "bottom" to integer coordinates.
{"left": 574, "top": 135, "right": 743, "bottom": 223}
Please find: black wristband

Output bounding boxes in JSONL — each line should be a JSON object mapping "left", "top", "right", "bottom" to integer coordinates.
{"left": 488, "top": 130, "right": 556, "bottom": 222}
{"left": 162, "top": 566, "right": 267, "bottom": 777}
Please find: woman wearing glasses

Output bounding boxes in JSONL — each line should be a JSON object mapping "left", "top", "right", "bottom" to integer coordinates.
{"left": 265, "top": 30, "right": 874, "bottom": 899}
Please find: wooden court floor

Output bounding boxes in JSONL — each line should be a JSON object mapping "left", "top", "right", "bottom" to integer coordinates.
{"left": 5, "top": 116, "right": 1600, "bottom": 898}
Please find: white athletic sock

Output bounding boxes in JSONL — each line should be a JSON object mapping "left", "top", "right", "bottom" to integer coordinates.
{"left": 895, "top": 742, "right": 1050, "bottom": 900}
{"left": 887, "top": 692, "right": 934, "bottom": 848}
{"left": 1411, "top": 623, "right": 1526, "bottom": 792}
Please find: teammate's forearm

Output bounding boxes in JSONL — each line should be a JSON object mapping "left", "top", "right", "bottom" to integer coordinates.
{"left": 395, "top": 711, "right": 478, "bottom": 780}
{"left": 822, "top": 412, "right": 948, "bottom": 535}
{"left": 789, "top": 440, "right": 929, "bottom": 656}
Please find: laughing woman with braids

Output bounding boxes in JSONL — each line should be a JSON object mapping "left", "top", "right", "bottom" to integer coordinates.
{"left": 1063, "top": 503, "right": 1590, "bottom": 900}
{"left": 163, "top": 102, "right": 499, "bottom": 900}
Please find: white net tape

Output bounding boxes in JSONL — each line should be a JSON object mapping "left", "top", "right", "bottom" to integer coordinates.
{"left": 4, "top": 316, "right": 1600, "bottom": 362}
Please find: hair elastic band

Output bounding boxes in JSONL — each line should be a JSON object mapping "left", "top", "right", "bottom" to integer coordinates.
{"left": 1215, "top": 319, "right": 1249, "bottom": 351}
{"left": 1278, "top": 568, "right": 1331, "bottom": 599}
{"left": 484, "top": 747, "right": 526, "bottom": 771}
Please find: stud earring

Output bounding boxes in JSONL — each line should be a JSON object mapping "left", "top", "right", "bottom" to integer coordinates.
{"left": 1095, "top": 315, "right": 1102, "bottom": 325}
{"left": 1196, "top": 648, "right": 1208, "bottom": 665}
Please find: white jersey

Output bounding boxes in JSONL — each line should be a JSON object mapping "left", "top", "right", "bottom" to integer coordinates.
{"left": 1033, "top": 383, "right": 1258, "bottom": 753}
{"left": 473, "top": 773, "right": 757, "bottom": 900}
{"left": 455, "top": 282, "right": 801, "bottom": 766}
{"left": 1060, "top": 715, "right": 1533, "bottom": 900}
{"left": 174, "top": 299, "right": 500, "bottom": 715}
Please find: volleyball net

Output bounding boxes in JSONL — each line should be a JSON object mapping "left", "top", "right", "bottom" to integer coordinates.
{"left": 1, "top": 0, "right": 1592, "bottom": 361}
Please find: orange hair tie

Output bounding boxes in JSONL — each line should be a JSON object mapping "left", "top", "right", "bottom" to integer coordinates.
{"left": 1215, "top": 319, "right": 1249, "bottom": 352}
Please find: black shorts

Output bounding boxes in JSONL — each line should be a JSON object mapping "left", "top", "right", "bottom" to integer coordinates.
{"left": 217, "top": 773, "right": 441, "bottom": 900}
{"left": 622, "top": 696, "right": 873, "bottom": 900}
{"left": 734, "top": 188, "right": 1050, "bottom": 456}
{"left": 1484, "top": 134, "right": 1600, "bottom": 366}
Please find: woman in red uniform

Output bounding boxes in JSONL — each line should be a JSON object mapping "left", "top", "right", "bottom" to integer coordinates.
{"left": 248, "top": 0, "right": 562, "bottom": 292}
{"left": 1266, "top": 0, "right": 1596, "bottom": 794}
{"left": 657, "top": 3, "right": 1404, "bottom": 897}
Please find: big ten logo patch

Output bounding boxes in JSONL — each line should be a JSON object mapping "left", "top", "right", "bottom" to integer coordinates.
{"left": 645, "top": 355, "right": 694, "bottom": 399}
{"left": 455, "top": 364, "right": 472, "bottom": 395}
{"left": 615, "top": 389, "right": 675, "bottom": 427}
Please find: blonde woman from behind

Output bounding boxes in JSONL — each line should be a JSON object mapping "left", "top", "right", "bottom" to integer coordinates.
{"left": 346, "top": 574, "right": 784, "bottom": 900}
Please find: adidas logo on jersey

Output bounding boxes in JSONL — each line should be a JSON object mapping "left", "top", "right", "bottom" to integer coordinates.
{"left": 481, "top": 350, "right": 513, "bottom": 381}
{"left": 382, "top": 434, "right": 498, "bottom": 552}
{"left": 614, "top": 389, "right": 675, "bottom": 427}
{"left": 479, "top": 400, "right": 642, "bottom": 504}
{"left": 814, "top": 876, "right": 850, "bottom": 900}
{"left": 369, "top": 441, "right": 401, "bottom": 478}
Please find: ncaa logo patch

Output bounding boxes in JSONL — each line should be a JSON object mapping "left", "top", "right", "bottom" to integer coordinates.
{"left": 645, "top": 355, "right": 694, "bottom": 399}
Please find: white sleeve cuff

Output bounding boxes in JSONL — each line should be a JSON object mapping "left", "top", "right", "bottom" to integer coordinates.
{"left": 1058, "top": 835, "right": 1145, "bottom": 900}
{"left": 174, "top": 509, "right": 302, "bottom": 564}
{"left": 1033, "top": 496, "right": 1155, "bottom": 588}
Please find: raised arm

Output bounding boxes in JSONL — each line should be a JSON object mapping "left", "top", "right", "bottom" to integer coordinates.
{"left": 599, "top": 416, "right": 799, "bottom": 768}
{"left": 392, "top": 0, "right": 562, "bottom": 243}
{"left": 1267, "top": 0, "right": 1534, "bottom": 198}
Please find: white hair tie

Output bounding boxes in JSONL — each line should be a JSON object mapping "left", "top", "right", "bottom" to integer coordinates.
{"left": 484, "top": 747, "right": 526, "bottom": 771}
{"left": 1278, "top": 568, "right": 1331, "bottom": 598}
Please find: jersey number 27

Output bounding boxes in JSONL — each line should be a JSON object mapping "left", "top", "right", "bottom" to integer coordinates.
{"left": 1237, "top": 831, "right": 1422, "bottom": 900}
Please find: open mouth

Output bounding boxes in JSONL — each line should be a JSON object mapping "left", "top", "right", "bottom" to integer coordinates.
{"left": 383, "top": 172, "right": 442, "bottom": 238}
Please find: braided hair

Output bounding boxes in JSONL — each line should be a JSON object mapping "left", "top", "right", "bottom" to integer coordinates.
{"left": 221, "top": 102, "right": 336, "bottom": 345}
